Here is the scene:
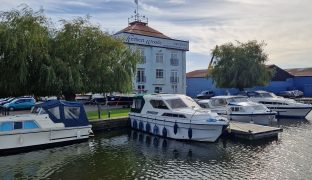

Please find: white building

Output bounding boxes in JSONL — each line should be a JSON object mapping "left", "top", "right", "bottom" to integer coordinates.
{"left": 115, "top": 14, "right": 189, "bottom": 94}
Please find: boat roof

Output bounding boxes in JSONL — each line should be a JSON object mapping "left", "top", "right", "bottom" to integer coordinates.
{"left": 36, "top": 100, "right": 89, "bottom": 127}
{"left": 211, "top": 95, "right": 247, "bottom": 99}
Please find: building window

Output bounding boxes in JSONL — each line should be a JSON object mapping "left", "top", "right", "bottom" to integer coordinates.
{"left": 156, "top": 69, "right": 164, "bottom": 78}
{"left": 154, "top": 87, "right": 162, "bottom": 93}
{"left": 139, "top": 48, "right": 146, "bottom": 64}
{"left": 171, "top": 84, "right": 178, "bottom": 93}
{"left": 137, "top": 85, "right": 145, "bottom": 93}
{"left": 136, "top": 68, "right": 146, "bottom": 83}
{"left": 156, "top": 53, "right": 163, "bottom": 63}
{"left": 170, "top": 70, "right": 179, "bottom": 83}
{"left": 170, "top": 53, "right": 179, "bottom": 66}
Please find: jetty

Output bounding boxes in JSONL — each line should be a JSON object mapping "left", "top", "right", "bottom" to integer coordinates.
{"left": 228, "top": 122, "right": 283, "bottom": 140}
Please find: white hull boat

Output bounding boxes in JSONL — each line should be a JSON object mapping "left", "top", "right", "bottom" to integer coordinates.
{"left": 0, "top": 100, "right": 92, "bottom": 154}
{"left": 248, "top": 91, "right": 312, "bottom": 119}
{"left": 198, "top": 96, "right": 276, "bottom": 125}
{"left": 129, "top": 94, "right": 229, "bottom": 142}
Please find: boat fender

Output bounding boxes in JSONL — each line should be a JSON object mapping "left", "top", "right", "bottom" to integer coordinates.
{"left": 77, "top": 131, "right": 81, "bottom": 138}
{"left": 174, "top": 123, "right": 178, "bottom": 134}
{"left": 139, "top": 121, "right": 144, "bottom": 131}
{"left": 133, "top": 120, "right": 137, "bottom": 129}
{"left": 19, "top": 135, "right": 23, "bottom": 144}
{"left": 153, "top": 125, "right": 159, "bottom": 135}
{"left": 188, "top": 128, "right": 192, "bottom": 139}
{"left": 162, "top": 127, "right": 167, "bottom": 138}
{"left": 146, "top": 123, "right": 151, "bottom": 133}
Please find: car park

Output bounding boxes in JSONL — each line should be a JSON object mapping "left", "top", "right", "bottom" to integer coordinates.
{"left": 2, "top": 97, "right": 35, "bottom": 111}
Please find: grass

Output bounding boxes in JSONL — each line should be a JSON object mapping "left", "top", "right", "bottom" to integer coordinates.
{"left": 87, "top": 108, "right": 130, "bottom": 120}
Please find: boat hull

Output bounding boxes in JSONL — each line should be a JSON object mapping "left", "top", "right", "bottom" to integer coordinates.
{"left": 267, "top": 107, "right": 312, "bottom": 118}
{"left": 129, "top": 115, "right": 226, "bottom": 142}
{"left": 228, "top": 113, "right": 276, "bottom": 125}
{"left": 0, "top": 126, "right": 92, "bottom": 153}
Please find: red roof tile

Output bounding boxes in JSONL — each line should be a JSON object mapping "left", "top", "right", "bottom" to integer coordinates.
{"left": 286, "top": 67, "right": 312, "bottom": 76}
{"left": 117, "top": 21, "right": 171, "bottom": 39}
{"left": 186, "top": 69, "right": 209, "bottom": 78}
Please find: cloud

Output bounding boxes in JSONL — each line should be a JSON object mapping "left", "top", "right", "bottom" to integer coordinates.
{"left": 1, "top": 0, "right": 311, "bottom": 70}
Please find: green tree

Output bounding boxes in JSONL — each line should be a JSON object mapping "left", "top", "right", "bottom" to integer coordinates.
{"left": 0, "top": 6, "right": 140, "bottom": 99}
{"left": 52, "top": 18, "right": 139, "bottom": 100}
{"left": 0, "top": 6, "right": 57, "bottom": 97}
{"left": 209, "top": 40, "right": 272, "bottom": 91}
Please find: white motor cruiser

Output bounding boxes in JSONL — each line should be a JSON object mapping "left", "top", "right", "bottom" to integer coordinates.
{"left": 198, "top": 96, "right": 276, "bottom": 125}
{"left": 129, "top": 94, "right": 229, "bottom": 142}
{"left": 248, "top": 91, "right": 312, "bottom": 118}
{"left": 0, "top": 100, "right": 93, "bottom": 154}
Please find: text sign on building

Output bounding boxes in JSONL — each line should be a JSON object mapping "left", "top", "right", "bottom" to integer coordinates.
{"left": 115, "top": 33, "right": 189, "bottom": 51}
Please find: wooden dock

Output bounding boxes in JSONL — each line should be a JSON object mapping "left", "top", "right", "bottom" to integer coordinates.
{"left": 227, "top": 122, "right": 283, "bottom": 140}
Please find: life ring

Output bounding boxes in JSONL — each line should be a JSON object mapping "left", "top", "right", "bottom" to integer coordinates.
{"left": 188, "top": 128, "right": 192, "bottom": 139}
{"left": 146, "top": 123, "right": 151, "bottom": 133}
{"left": 139, "top": 121, "right": 144, "bottom": 131}
{"left": 153, "top": 125, "right": 159, "bottom": 135}
{"left": 173, "top": 123, "right": 178, "bottom": 135}
{"left": 132, "top": 120, "right": 137, "bottom": 129}
{"left": 162, "top": 127, "right": 167, "bottom": 138}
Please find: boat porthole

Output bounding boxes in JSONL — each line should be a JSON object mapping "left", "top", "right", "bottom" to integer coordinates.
{"left": 162, "top": 127, "right": 167, "bottom": 138}
{"left": 188, "top": 128, "right": 192, "bottom": 139}
{"left": 139, "top": 121, "right": 143, "bottom": 131}
{"left": 146, "top": 123, "right": 151, "bottom": 133}
{"left": 133, "top": 120, "right": 137, "bottom": 129}
{"left": 153, "top": 125, "right": 159, "bottom": 135}
{"left": 174, "top": 123, "right": 178, "bottom": 134}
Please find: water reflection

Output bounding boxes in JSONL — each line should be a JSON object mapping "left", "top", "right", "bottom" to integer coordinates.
{"left": 0, "top": 117, "right": 311, "bottom": 179}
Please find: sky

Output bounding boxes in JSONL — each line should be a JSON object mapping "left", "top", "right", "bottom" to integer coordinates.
{"left": 1, "top": 0, "right": 312, "bottom": 72}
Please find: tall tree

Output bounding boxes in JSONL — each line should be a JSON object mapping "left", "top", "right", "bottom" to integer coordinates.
{"left": 209, "top": 40, "right": 272, "bottom": 91}
{"left": 0, "top": 6, "right": 57, "bottom": 97}
{"left": 52, "top": 18, "right": 140, "bottom": 100}
{"left": 0, "top": 6, "right": 140, "bottom": 99}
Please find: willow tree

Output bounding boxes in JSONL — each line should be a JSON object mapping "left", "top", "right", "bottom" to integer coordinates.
{"left": 209, "top": 40, "right": 272, "bottom": 91}
{"left": 0, "top": 6, "right": 58, "bottom": 97}
{"left": 52, "top": 18, "right": 139, "bottom": 100}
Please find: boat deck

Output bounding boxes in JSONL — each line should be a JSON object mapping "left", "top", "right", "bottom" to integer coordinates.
{"left": 227, "top": 122, "right": 283, "bottom": 140}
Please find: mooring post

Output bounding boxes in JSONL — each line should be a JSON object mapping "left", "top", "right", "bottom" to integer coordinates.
{"left": 108, "top": 111, "right": 111, "bottom": 119}
{"left": 97, "top": 103, "right": 101, "bottom": 119}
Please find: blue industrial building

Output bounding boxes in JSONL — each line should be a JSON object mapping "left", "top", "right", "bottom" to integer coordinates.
{"left": 186, "top": 65, "right": 312, "bottom": 97}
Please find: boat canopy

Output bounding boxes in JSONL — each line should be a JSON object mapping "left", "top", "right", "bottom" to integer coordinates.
{"left": 35, "top": 100, "right": 89, "bottom": 127}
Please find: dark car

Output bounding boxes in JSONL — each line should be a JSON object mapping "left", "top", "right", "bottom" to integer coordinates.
{"left": 196, "top": 90, "right": 215, "bottom": 99}
{"left": 278, "top": 90, "right": 303, "bottom": 98}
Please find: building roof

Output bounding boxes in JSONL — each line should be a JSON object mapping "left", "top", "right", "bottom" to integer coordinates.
{"left": 186, "top": 64, "right": 294, "bottom": 81}
{"left": 186, "top": 69, "right": 208, "bottom": 78}
{"left": 286, "top": 67, "right": 312, "bottom": 77}
{"left": 116, "top": 21, "right": 171, "bottom": 39}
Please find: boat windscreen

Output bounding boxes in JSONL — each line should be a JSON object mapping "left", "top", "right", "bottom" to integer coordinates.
{"left": 261, "top": 92, "right": 276, "bottom": 98}
{"left": 166, "top": 98, "right": 188, "bottom": 109}
{"left": 230, "top": 97, "right": 249, "bottom": 102}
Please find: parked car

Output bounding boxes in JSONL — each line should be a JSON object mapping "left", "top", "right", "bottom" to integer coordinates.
{"left": 196, "top": 90, "right": 215, "bottom": 99}
{"left": 0, "top": 97, "right": 15, "bottom": 106}
{"left": 277, "top": 90, "right": 303, "bottom": 98}
{"left": 2, "top": 97, "right": 36, "bottom": 111}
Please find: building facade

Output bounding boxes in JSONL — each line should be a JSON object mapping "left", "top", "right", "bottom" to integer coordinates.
{"left": 115, "top": 17, "right": 189, "bottom": 94}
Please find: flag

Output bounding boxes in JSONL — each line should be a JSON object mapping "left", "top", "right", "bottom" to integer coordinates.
{"left": 135, "top": 0, "right": 138, "bottom": 5}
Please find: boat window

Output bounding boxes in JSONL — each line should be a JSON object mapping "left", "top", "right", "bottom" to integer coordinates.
{"left": 64, "top": 106, "right": 80, "bottom": 119}
{"left": 14, "top": 122, "right": 23, "bottom": 130}
{"left": 261, "top": 93, "right": 275, "bottom": 98}
{"left": 231, "top": 107, "right": 240, "bottom": 112}
{"left": 253, "top": 105, "right": 265, "bottom": 110}
{"left": 231, "top": 97, "right": 248, "bottom": 102}
{"left": 48, "top": 106, "right": 61, "bottom": 119}
{"left": 199, "top": 103, "right": 210, "bottom": 108}
{"left": 132, "top": 99, "right": 143, "bottom": 109}
{"left": 23, "top": 121, "right": 39, "bottom": 129}
{"left": 150, "top": 100, "right": 168, "bottom": 109}
{"left": 0, "top": 122, "right": 13, "bottom": 131}
{"left": 212, "top": 99, "right": 227, "bottom": 106}
{"left": 166, "top": 99, "right": 188, "bottom": 109}
{"left": 162, "top": 113, "right": 186, "bottom": 118}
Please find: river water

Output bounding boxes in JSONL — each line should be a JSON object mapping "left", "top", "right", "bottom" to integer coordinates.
{"left": 1, "top": 115, "right": 312, "bottom": 180}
